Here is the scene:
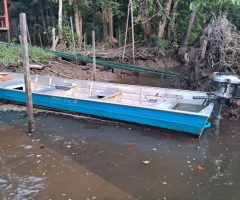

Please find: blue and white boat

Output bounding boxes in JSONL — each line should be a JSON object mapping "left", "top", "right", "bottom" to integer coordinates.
{"left": 0, "top": 72, "right": 213, "bottom": 135}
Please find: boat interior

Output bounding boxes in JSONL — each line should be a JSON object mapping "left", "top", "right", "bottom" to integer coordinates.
{"left": 0, "top": 73, "right": 212, "bottom": 114}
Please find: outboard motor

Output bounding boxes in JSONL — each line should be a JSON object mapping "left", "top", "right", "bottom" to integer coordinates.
{"left": 211, "top": 73, "right": 240, "bottom": 124}
{"left": 193, "top": 73, "right": 240, "bottom": 125}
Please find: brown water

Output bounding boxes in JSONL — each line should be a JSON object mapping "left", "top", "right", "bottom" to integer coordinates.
{"left": 105, "top": 67, "right": 181, "bottom": 87}
{"left": 0, "top": 111, "right": 238, "bottom": 200}
{"left": 0, "top": 74, "right": 239, "bottom": 200}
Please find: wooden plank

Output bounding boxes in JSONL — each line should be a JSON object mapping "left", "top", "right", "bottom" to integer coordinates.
{"left": 20, "top": 13, "right": 35, "bottom": 133}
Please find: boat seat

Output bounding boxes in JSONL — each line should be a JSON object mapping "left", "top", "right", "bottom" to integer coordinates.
{"left": 97, "top": 88, "right": 121, "bottom": 98}
{"left": 86, "top": 88, "right": 122, "bottom": 101}
{"left": 154, "top": 98, "right": 181, "bottom": 109}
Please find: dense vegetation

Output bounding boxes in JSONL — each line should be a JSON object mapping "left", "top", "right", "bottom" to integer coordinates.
{"left": 1, "top": 0, "right": 240, "bottom": 55}
{"left": 0, "top": 44, "right": 54, "bottom": 66}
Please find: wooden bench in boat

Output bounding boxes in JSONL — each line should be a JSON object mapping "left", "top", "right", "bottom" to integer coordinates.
{"left": 154, "top": 98, "right": 181, "bottom": 109}
{"left": 98, "top": 88, "right": 121, "bottom": 100}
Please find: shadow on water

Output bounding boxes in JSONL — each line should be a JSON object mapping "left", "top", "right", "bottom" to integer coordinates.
{"left": 0, "top": 110, "right": 239, "bottom": 199}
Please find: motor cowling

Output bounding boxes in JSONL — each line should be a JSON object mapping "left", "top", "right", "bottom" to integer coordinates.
{"left": 211, "top": 73, "right": 240, "bottom": 99}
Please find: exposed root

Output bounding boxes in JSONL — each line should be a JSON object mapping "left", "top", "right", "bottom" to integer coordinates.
{"left": 174, "top": 15, "right": 240, "bottom": 119}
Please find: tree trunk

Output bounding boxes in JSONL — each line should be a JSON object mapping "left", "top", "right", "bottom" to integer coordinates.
{"left": 109, "top": 11, "right": 114, "bottom": 40}
{"left": 74, "top": 0, "right": 82, "bottom": 49}
{"left": 102, "top": 9, "right": 117, "bottom": 43}
{"left": 166, "top": 0, "right": 179, "bottom": 40}
{"left": 139, "top": 0, "right": 153, "bottom": 47}
{"left": 58, "top": 0, "right": 63, "bottom": 39}
{"left": 157, "top": 0, "right": 172, "bottom": 38}
{"left": 50, "top": 3, "right": 54, "bottom": 27}
{"left": 102, "top": 9, "right": 110, "bottom": 42}
{"left": 178, "top": 9, "right": 197, "bottom": 56}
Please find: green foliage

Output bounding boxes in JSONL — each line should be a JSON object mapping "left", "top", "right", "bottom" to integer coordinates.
{"left": 151, "top": 34, "right": 170, "bottom": 47}
{"left": 28, "top": 45, "right": 54, "bottom": 62}
{"left": 0, "top": 44, "right": 54, "bottom": 67}
{"left": 5, "top": 0, "right": 240, "bottom": 50}
{"left": 60, "top": 15, "right": 79, "bottom": 44}
{"left": 0, "top": 44, "right": 22, "bottom": 67}
{"left": 190, "top": 0, "right": 240, "bottom": 10}
{"left": 175, "top": 0, "right": 212, "bottom": 44}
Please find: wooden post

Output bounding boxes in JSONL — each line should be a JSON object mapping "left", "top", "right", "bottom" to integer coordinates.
{"left": 92, "top": 31, "right": 96, "bottom": 81}
{"left": 121, "top": 1, "right": 130, "bottom": 78}
{"left": 70, "top": 17, "right": 78, "bottom": 64}
{"left": 84, "top": 32, "right": 86, "bottom": 57}
{"left": 7, "top": 30, "right": 10, "bottom": 42}
{"left": 51, "top": 28, "right": 59, "bottom": 51}
{"left": 130, "top": 0, "right": 135, "bottom": 66}
{"left": 201, "top": 39, "right": 208, "bottom": 60}
{"left": 19, "top": 35, "right": 22, "bottom": 45}
{"left": 27, "top": 25, "right": 31, "bottom": 45}
{"left": 20, "top": 13, "right": 35, "bottom": 133}
{"left": 38, "top": 33, "right": 42, "bottom": 48}
{"left": 52, "top": 28, "right": 56, "bottom": 50}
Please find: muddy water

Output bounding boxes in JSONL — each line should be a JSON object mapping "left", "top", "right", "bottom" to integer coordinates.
{"left": 105, "top": 67, "right": 181, "bottom": 87}
{"left": 0, "top": 73, "right": 239, "bottom": 200}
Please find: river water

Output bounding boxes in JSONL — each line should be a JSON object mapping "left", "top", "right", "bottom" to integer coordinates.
{"left": 0, "top": 74, "right": 239, "bottom": 200}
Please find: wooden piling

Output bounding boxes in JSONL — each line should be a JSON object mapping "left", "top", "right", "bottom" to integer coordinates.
{"left": 130, "top": 0, "right": 135, "bottom": 66}
{"left": 70, "top": 17, "right": 78, "bottom": 64}
{"left": 20, "top": 13, "right": 35, "bottom": 133}
{"left": 84, "top": 32, "right": 86, "bottom": 57}
{"left": 52, "top": 28, "right": 56, "bottom": 51}
{"left": 7, "top": 30, "right": 10, "bottom": 42}
{"left": 92, "top": 31, "right": 96, "bottom": 81}
{"left": 121, "top": 0, "right": 130, "bottom": 78}
{"left": 27, "top": 25, "right": 31, "bottom": 45}
{"left": 19, "top": 35, "right": 22, "bottom": 45}
{"left": 38, "top": 33, "right": 42, "bottom": 48}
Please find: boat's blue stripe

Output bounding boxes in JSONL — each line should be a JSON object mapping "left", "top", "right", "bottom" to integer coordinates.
{"left": 0, "top": 89, "right": 208, "bottom": 135}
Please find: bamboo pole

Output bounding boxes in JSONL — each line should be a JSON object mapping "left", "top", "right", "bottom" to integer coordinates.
{"left": 121, "top": 1, "right": 130, "bottom": 78}
{"left": 70, "top": 16, "right": 78, "bottom": 64}
{"left": 130, "top": 0, "right": 135, "bottom": 66}
{"left": 92, "top": 31, "right": 96, "bottom": 81}
{"left": 84, "top": 32, "right": 86, "bottom": 57}
{"left": 19, "top": 13, "right": 35, "bottom": 133}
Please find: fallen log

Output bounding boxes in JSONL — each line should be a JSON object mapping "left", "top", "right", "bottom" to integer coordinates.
{"left": 29, "top": 64, "right": 44, "bottom": 69}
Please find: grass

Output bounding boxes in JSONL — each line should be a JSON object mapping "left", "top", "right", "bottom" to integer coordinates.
{"left": 0, "top": 44, "right": 54, "bottom": 67}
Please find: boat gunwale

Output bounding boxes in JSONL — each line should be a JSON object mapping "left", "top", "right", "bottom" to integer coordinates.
{"left": 0, "top": 86, "right": 213, "bottom": 118}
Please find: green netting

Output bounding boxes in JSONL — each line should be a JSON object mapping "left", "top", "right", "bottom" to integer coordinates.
{"left": 0, "top": 41, "right": 180, "bottom": 77}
